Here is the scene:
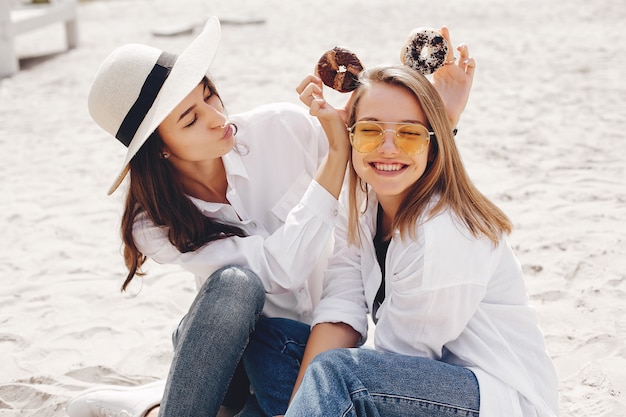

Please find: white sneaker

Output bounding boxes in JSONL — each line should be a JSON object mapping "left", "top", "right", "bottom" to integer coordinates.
{"left": 66, "top": 380, "right": 165, "bottom": 417}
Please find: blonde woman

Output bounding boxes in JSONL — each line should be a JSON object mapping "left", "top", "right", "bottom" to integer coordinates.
{"left": 280, "top": 65, "right": 559, "bottom": 416}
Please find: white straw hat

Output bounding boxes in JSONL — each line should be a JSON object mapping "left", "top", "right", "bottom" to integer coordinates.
{"left": 88, "top": 17, "right": 221, "bottom": 195}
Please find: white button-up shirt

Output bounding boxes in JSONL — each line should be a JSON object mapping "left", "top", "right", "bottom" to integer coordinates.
{"left": 313, "top": 192, "right": 560, "bottom": 417}
{"left": 133, "top": 102, "right": 338, "bottom": 323}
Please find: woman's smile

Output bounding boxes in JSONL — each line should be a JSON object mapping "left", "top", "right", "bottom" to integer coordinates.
{"left": 369, "top": 161, "right": 409, "bottom": 174}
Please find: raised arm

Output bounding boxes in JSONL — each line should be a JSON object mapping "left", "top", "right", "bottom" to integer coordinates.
{"left": 295, "top": 74, "right": 351, "bottom": 199}
{"left": 431, "top": 26, "right": 476, "bottom": 128}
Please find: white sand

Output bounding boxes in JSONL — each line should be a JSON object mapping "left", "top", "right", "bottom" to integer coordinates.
{"left": 1, "top": 0, "right": 625, "bottom": 415}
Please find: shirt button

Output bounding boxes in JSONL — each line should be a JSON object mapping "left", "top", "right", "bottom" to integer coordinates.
{"left": 250, "top": 222, "right": 257, "bottom": 228}
{"left": 333, "top": 210, "right": 338, "bottom": 216}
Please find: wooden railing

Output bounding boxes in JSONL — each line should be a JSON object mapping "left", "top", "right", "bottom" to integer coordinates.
{"left": 0, "top": 0, "right": 78, "bottom": 78}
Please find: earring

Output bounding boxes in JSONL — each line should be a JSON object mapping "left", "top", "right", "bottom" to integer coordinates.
{"left": 160, "top": 152, "right": 170, "bottom": 159}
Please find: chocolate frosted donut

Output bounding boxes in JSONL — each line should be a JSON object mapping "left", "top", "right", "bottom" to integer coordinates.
{"left": 400, "top": 28, "right": 449, "bottom": 75}
{"left": 317, "top": 47, "right": 364, "bottom": 93}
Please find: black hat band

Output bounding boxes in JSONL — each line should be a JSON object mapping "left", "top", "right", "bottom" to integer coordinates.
{"left": 115, "top": 51, "right": 177, "bottom": 147}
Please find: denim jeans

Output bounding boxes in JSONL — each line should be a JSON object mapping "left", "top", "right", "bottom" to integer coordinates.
{"left": 241, "top": 317, "right": 311, "bottom": 417}
{"left": 285, "top": 348, "right": 480, "bottom": 417}
{"left": 158, "top": 265, "right": 265, "bottom": 417}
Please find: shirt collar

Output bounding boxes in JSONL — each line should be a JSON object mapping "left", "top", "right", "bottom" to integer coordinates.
{"left": 222, "top": 146, "right": 249, "bottom": 181}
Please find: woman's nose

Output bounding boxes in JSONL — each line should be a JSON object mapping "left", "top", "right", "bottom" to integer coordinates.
{"left": 379, "top": 131, "right": 399, "bottom": 154}
{"left": 200, "top": 103, "right": 227, "bottom": 128}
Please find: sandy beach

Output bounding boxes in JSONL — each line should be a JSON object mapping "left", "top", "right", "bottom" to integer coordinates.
{"left": 1, "top": 0, "right": 625, "bottom": 415}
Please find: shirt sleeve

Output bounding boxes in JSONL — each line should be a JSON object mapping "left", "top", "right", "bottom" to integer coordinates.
{"left": 133, "top": 179, "right": 339, "bottom": 294}
{"left": 311, "top": 200, "right": 370, "bottom": 343}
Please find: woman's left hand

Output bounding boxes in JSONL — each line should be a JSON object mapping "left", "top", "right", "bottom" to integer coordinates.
{"left": 296, "top": 74, "right": 347, "bottom": 123}
{"left": 431, "top": 26, "right": 476, "bottom": 128}
{"left": 296, "top": 75, "right": 350, "bottom": 152}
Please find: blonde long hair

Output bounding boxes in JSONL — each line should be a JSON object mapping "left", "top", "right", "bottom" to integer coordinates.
{"left": 346, "top": 65, "right": 511, "bottom": 245}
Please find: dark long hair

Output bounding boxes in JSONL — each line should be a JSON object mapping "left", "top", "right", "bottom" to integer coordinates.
{"left": 119, "top": 78, "right": 246, "bottom": 291}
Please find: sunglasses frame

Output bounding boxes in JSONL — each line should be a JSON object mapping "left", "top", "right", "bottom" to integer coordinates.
{"left": 347, "top": 121, "right": 435, "bottom": 156}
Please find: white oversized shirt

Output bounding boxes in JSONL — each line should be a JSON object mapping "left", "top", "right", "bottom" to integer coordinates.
{"left": 313, "top": 192, "right": 560, "bottom": 417}
{"left": 133, "top": 102, "right": 339, "bottom": 323}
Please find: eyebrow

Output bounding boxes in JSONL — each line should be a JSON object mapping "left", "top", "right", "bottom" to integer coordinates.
{"left": 177, "top": 104, "right": 197, "bottom": 123}
{"left": 359, "top": 117, "right": 427, "bottom": 126}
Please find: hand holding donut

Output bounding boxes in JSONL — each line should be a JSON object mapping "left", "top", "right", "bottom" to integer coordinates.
{"left": 295, "top": 74, "right": 350, "bottom": 154}
{"left": 308, "top": 27, "right": 475, "bottom": 131}
{"left": 429, "top": 26, "right": 476, "bottom": 128}
{"left": 296, "top": 74, "right": 341, "bottom": 122}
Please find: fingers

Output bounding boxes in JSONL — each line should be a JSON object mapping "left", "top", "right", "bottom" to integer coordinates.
{"left": 457, "top": 43, "right": 471, "bottom": 65}
{"left": 456, "top": 43, "right": 476, "bottom": 75}
{"left": 440, "top": 26, "right": 456, "bottom": 63}
{"left": 439, "top": 32, "right": 477, "bottom": 75}
{"left": 296, "top": 75, "right": 325, "bottom": 110}
{"left": 440, "top": 26, "right": 451, "bottom": 45}
{"left": 295, "top": 74, "right": 321, "bottom": 95}
{"left": 464, "top": 56, "right": 477, "bottom": 77}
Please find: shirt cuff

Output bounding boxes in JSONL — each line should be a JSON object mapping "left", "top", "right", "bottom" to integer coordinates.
{"left": 301, "top": 180, "right": 340, "bottom": 223}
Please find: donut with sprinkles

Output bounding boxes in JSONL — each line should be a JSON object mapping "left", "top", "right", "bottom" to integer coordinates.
{"left": 400, "top": 28, "right": 449, "bottom": 75}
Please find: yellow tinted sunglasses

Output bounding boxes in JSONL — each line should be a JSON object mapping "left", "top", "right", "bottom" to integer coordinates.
{"left": 348, "top": 121, "right": 434, "bottom": 155}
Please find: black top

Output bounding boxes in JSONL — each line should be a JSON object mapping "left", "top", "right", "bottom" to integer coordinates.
{"left": 372, "top": 204, "right": 391, "bottom": 322}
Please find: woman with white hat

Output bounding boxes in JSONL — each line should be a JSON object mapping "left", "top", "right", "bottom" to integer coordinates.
{"left": 67, "top": 16, "right": 474, "bottom": 417}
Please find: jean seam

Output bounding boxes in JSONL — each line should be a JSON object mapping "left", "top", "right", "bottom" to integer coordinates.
{"left": 369, "top": 392, "right": 479, "bottom": 415}
{"left": 279, "top": 340, "right": 307, "bottom": 367}
{"left": 279, "top": 340, "right": 307, "bottom": 354}
{"left": 347, "top": 389, "right": 479, "bottom": 416}
{"left": 342, "top": 391, "right": 360, "bottom": 417}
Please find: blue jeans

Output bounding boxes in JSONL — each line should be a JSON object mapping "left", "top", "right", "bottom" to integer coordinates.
{"left": 158, "top": 266, "right": 265, "bottom": 417}
{"left": 241, "top": 318, "right": 311, "bottom": 417}
{"left": 285, "top": 348, "right": 480, "bottom": 417}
